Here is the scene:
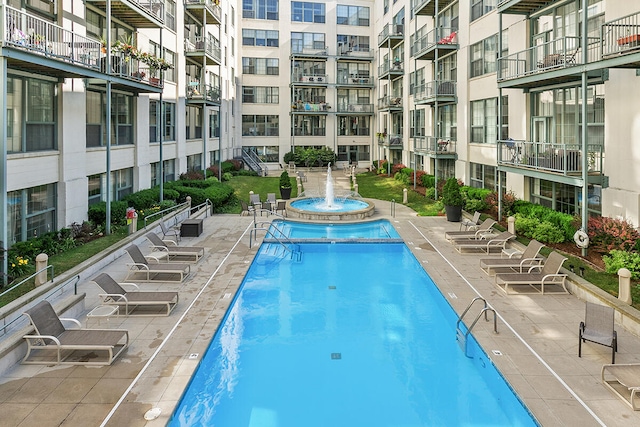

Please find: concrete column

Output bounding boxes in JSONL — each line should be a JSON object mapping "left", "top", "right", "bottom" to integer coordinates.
{"left": 618, "top": 268, "right": 632, "bottom": 305}
{"left": 507, "top": 216, "right": 516, "bottom": 234}
{"left": 354, "top": 183, "right": 359, "bottom": 194}
{"left": 403, "top": 188, "right": 408, "bottom": 204}
{"left": 297, "top": 183, "right": 302, "bottom": 195}
{"left": 35, "top": 253, "right": 48, "bottom": 286}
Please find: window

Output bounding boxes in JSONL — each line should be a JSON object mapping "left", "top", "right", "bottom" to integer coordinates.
{"left": 337, "top": 88, "right": 370, "bottom": 112}
{"left": 242, "top": 57, "right": 279, "bottom": 75}
{"left": 164, "top": 102, "right": 176, "bottom": 141}
{"left": 410, "top": 109, "right": 425, "bottom": 137}
{"left": 291, "top": 32, "right": 325, "bottom": 53}
{"left": 292, "top": 115, "right": 326, "bottom": 136}
{"left": 86, "top": 91, "right": 133, "bottom": 147}
{"left": 187, "top": 154, "right": 203, "bottom": 172}
{"left": 153, "top": 159, "right": 176, "bottom": 183}
{"left": 26, "top": 0, "right": 55, "bottom": 16}
{"left": 112, "top": 168, "right": 133, "bottom": 200}
{"left": 245, "top": 146, "right": 280, "bottom": 162}
{"left": 165, "top": 0, "right": 176, "bottom": 31}
{"left": 437, "top": 2, "right": 459, "bottom": 30}
{"left": 471, "top": 0, "right": 496, "bottom": 21}
{"left": 88, "top": 174, "right": 103, "bottom": 206}
{"left": 242, "top": 29, "right": 279, "bottom": 46}
{"left": 337, "top": 35, "right": 370, "bottom": 54}
{"left": 231, "top": 6, "right": 235, "bottom": 26}
{"left": 383, "top": 0, "right": 388, "bottom": 14}
{"left": 243, "top": 0, "right": 279, "bottom": 20}
{"left": 163, "top": 49, "right": 176, "bottom": 82}
{"left": 291, "top": 1, "right": 325, "bottom": 23}
{"left": 8, "top": 184, "right": 56, "bottom": 244}
{"left": 186, "top": 105, "right": 203, "bottom": 139}
{"left": 337, "top": 116, "right": 370, "bottom": 136}
{"left": 470, "top": 163, "right": 505, "bottom": 192}
{"left": 242, "top": 115, "right": 279, "bottom": 136}
{"left": 470, "top": 34, "right": 498, "bottom": 77}
{"left": 6, "top": 76, "right": 55, "bottom": 153}
{"left": 337, "top": 144, "right": 370, "bottom": 162}
{"left": 471, "top": 97, "right": 508, "bottom": 143}
{"left": 336, "top": 5, "right": 369, "bottom": 26}
{"left": 210, "top": 110, "right": 220, "bottom": 138}
{"left": 150, "top": 100, "right": 159, "bottom": 143}
{"left": 243, "top": 86, "right": 279, "bottom": 103}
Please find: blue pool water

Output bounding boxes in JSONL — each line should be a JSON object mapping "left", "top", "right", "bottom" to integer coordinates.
{"left": 290, "top": 197, "right": 368, "bottom": 212}
{"left": 270, "top": 219, "right": 400, "bottom": 239}
{"left": 170, "top": 220, "right": 537, "bottom": 427}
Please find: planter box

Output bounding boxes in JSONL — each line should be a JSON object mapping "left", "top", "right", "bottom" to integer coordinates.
{"left": 617, "top": 34, "right": 640, "bottom": 46}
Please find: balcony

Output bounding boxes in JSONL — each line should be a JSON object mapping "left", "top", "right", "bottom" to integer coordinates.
{"left": 378, "top": 134, "right": 403, "bottom": 149}
{"left": 378, "top": 61, "right": 403, "bottom": 79}
{"left": 85, "top": 0, "right": 164, "bottom": 28}
{"left": 2, "top": 6, "right": 161, "bottom": 93}
{"left": 414, "top": 136, "right": 457, "bottom": 158}
{"left": 411, "top": 27, "right": 457, "bottom": 61}
{"left": 498, "top": 0, "right": 549, "bottom": 15}
{"left": 186, "top": 82, "right": 221, "bottom": 105}
{"left": 290, "top": 46, "right": 328, "bottom": 60}
{"left": 291, "top": 102, "right": 331, "bottom": 113}
{"left": 291, "top": 74, "right": 329, "bottom": 85}
{"left": 184, "top": 34, "right": 221, "bottom": 65}
{"left": 335, "top": 74, "right": 374, "bottom": 87}
{"left": 336, "top": 45, "right": 374, "bottom": 61}
{"left": 336, "top": 103, "right": 374, "bottom": 114}
{"left": 602, "top": 12, "right": 640, "bottom": 69}
{"left": 413, "top": 0, "right": 456, "bottom": 16}
{"left": 497, "top": 36, "right": 604, "bottom": 89}
{"left": 377, "top": 24, "right": 404, "bottom": 48}
{"left": 497, "top": 140, "right": 607, "bottom": 186}
{"left": 413, "top": 80, "right": 456, "bottom": 105}
{"left": 377, "top": 95, "right": 403, "bottom": 111}
{"left": 185, "top": 0, "right": 222, "bottom": 26}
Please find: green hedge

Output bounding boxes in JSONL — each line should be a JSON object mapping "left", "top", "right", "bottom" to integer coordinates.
{"left": 512, "top": 201, "right": 576, "bottom": 242}
{"left": 88, "top": 201, "right": 129, "bottom": 226}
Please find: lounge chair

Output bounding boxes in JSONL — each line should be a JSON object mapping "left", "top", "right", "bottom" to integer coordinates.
{"left": 91, "top": 273, "right": 179, "bottom": 316}
{"left": 266, "top": 193, "right": 277, "bottom": 211}
{"left": 453, "top": 231, "right": 515, "bottom": 254}
{"left": 479, "top": 240, "right": 545, "bottom": 275}
{"left": 494, "top": 251, "right": 568, "bottom": 294}
{"left": 160, "top": 220, "right": 181, "bottom": 243}
{"left": 146, "top": 232, "right": 205, "bottom": 263}
{"left": 445, "top": 218, "right": 497, "bottom": 241}
{"left": 601, "top": 364, "right": 640, "bottom": 410}
{"left": 125, "top": 244, "right": 190, "bottom": 283}
{"left": 240, "top": 200, "right": 255, "bottom": 216}
{"left": 579, "top": 301, "right": 617, "bottom": 363}
{"left": 459, "top": 211, "right": 481, "bottom": 231}
{"left": 22, "top": 300, "right": 129, "bottom": 366}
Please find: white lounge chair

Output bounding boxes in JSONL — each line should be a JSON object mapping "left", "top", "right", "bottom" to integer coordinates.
{"left": 494, "top": 251, "right": 568, "bottom": 294}
{"left": 92, "top": 273, "right": 179, "bottom": 316}
{"left": 453, "top": 231, "right": 515, "bottom": 254}
{"left": 445, "top": 218, "right": 497, "bottom": 241}
{"left": 602, "top": 364, "right": 640, "bottom": 410}
{"left": 479, "top": 240, "right": 545, "bottom": 275}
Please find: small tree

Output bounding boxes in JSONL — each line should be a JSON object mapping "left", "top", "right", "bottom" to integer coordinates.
{"left": 280, "top": 170, "right": 292, "bottom": 189}
{"left": 442, "top": 177, "right": 463, "bottom": 207}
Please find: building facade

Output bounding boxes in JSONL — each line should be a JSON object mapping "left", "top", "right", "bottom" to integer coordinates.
{"left": 1, "top": 0, "right": 639, "bottom": 278}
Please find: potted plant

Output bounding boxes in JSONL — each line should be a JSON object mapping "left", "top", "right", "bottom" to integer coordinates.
{"left": 442, "top": 177, "right": 463, "bottom": 222}
{"left": 279, "top": 170, "right": 293, "bottom": 200}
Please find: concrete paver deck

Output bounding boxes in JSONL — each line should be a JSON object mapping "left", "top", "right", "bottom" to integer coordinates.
{"left": 0, "top": 169, "right": 639, "bottom": 426}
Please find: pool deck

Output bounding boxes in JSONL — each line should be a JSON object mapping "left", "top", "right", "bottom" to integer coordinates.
{"left": 0, "top": 169, "right": 639, "bottom": 426}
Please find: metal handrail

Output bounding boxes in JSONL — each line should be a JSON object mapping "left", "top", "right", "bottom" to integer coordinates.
{"left": 0, "top": 265, "right": 55, "bottom": 300}
{"left": 143, "top": 200, "right": 191, "bottom": 229}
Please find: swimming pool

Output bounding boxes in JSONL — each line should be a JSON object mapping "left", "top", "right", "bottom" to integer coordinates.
{"left": 170, "top": 220, "right": 538, "bottom": 426}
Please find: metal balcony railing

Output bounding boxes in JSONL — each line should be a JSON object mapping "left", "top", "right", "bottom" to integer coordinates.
{"left": 185, "top": 34, "right": 221, "bottom": 63}
{"left": 497, "top": 140, "right": 603, "bottom": 175}
{"left": 414, "top": 136, "right": 457, "bottom": 154}
{"left": 336, "top": 74, "right": 373, "bottom": 85}
{"left": 186, "top": 82, "right": 221, "bottom": 103}
{"left": 336, "top": 103, "right": 373, "bottom": 113}
{"left": 377, "top": 95, "right": 402, "bottom": 109}
{"left": 185, "top": 0, "right": 222, "bottom": 23}
{"left": 413, "top": 80, "right": 456, "bottom": 103}
{"left": 410, "top": 26, "right": 457, "bottom": 58}
{"left": 602, "top": 11, "right": 640, "bottom": 57}
{"left": 378, "top": 61, "right": 403, "bottom": 75}
{"left": 377, "top": 24, "right": 404, "bottom": 45}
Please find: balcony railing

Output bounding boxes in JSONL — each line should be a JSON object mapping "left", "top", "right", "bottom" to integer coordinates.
{"left": 413, "top": 80, "right": 456, "bottom": 103}
{"left": 377, "top": 24, "right": 404, "bottom": 46}
{"left": 410, "top": 26, "right": 457, "bottom": 58}
{"left": 184, "top": 34, "right": 221, "bottom": 63}
{"left": 3, "top": 6, "right": 101, "bottom": 70}
{"left": 602, "top": 12, "right": 640, "bottom": 57}
{"left": 292, "top": 74, "right": 328, "bottom": 84}
{"left": 378, "top": 134, "right": 403, "bottom": 147}
{"left": 336, "top": 74, "right": 373, "bottom": 85}
{"left": 497, "top": 36, "right": 600, "bottom": 81}
{"left": 294, "top": 127, "right": 327, "bottom": 136}
{"left": 414, "top": 136, "right": 457, "bottom": 155}
{"left": 292, "top": 102, "right": 331, "bottom": 112}
{"left": 290, "top": 46, "right": 328, "bottom": 57}
{"left": 185, "top": 0, "right": 222, "bottom": 24}
{"left": 497, "top": 140, "right": 603, "bottom": 175}
{"left": 186, "top": 82, "right": 221, "bottom": 103}
{"left": 378, "top": 61, "right": 403, "bottom": 75}
{"left": 337, "top": 45, "right": 374, "bottom": 59}
{"left": 336, "top": 103, "right": 373, "bottom": 113}
{"left": 377, "top": 95, "right": 402, "bottom": 109}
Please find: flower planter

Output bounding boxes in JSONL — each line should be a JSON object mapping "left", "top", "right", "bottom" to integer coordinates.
{"left": 280, "top": 187, "right": 292, "bottom": 200}
{"left": 444, "top": 205, "right": 462, "bottom": 222}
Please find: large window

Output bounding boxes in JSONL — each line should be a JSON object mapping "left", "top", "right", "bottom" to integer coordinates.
{"left": 6, "top": 76, "right": 56, "bottom": 153}
{"left": 471, "top": 0, "right": 496, "bottom": 22}
{"left": 293, "top": 116, "right": 326, "bottom": 136}
{"left": 242, "top": 115, "right": 279, "bottom": 136}
{"left": 471, "top": 97, "right": 508, "bottom": 143}
{"left": 410, "top": 109, "right": 425, "bottom": 137}
{"left": 470, "top": 34, "right": 498, "bottom": 77}
{"left": 187, "top": 154, "right": 203, "bottom": 172}
{"left": 151, "top": 159, "right": 176, "bottom": 186}
{"left": 165, "top": 0, "right": 176, "bottom": 31}
{"left": 291, "top": 32, "right": 325, "bottom": 53}
{"left": 337, "top": 35, "right": 370, "bottom": 54}
{"left": 292, "top": 1, "right": 325, "bottom": 23}
{"left": 8, "top": 184, "right": 56, "bottom": 244}
{"left": 163, "top": 49, "right": 176, "bottom": 82}
{"left": 186, "top": 105, "right": 203, "bottom": 139}
{"left": 86, "top": 91, "right": 133, "bottom": 147}
{"left": 470, "top": 163, "right": 505, "bottom": 192}
{"left": 242, "top": 57, "right": 279, "bottom": 75}
{"left": 243, "top": 86, "right": 279, "bottom": 103}
{"left": 336, "top": 5, "right": 369, "bottom": 26}
{"left": 337, "top": 116, "right": 370, "bottom": 136}
{"left": 243, "top": 0, "right": 279, "bottom": 20}
{"left": 337, "top": 145, "right": 370, "bottom": 162}
{"left": 245, "top": 146, "right": 280, "bottom": 162}
{"left": 113, "top": 168, "right": 133, "bottom": 200}
{"left": 242, "top": 29, "right": 279, "bottom": 46}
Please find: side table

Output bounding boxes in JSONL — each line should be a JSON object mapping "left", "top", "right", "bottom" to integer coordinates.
{"left": 180, "top": 218, "right": 204, "bottom": 237}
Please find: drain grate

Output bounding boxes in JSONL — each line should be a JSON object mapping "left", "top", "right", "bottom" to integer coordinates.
{"left": 328, "top": 285, "right": 336, "bottom": 290}
{"left": 331, "top": 353, "right": 342, "bottom": 360}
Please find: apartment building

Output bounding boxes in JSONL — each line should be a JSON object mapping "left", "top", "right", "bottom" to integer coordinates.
{"left": 2, "top": 0, "right": 640, "bottom": 278}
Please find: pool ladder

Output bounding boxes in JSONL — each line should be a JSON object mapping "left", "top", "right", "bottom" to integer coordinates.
{"left": 455, "top": 297, "right": 498, "bottom": 358}
{"left": 250, "top": 223, "right": 302, "bottom": 262}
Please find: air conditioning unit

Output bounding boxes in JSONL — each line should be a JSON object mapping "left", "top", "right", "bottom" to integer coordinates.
{"left": 316, "top": 77, "right": 324, "bottom": 82}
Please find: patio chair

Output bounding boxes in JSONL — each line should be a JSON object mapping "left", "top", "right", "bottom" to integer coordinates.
{"left": 22, "top": 300, "right": 129, "bottom": 366}
{"left": 266, "top": 193, "right": 277, "bottom": 212}
{"left": 453, "top": 231, "right": 515, "bottom": 254}
{"left": 124, "top": 244, "right": 190, "bottom": 283}
{"left": 240, "top": 200, "right": 255, "bottom": 216}
{"left": 146, "top": 232, "right": 205, "bottom": 263}
{"left": 445, "top": 218, "right": 497, "bottom": 241}
{"left": 91, "top": 273, "right": 179, "bottom": 316}
{"left": 601, "top": 364, "right": 640, "bottom": 410}
{"left": 250, "top": 193, "right": 263, "bottom": 215}
{"left": 579, "top": 301, "right": 617, "bottom": 363}
{"left": 479, "top": 240, "right": 545, "bottom": 275}
{"left": 459, "top": 211, "right": 481, "bottom": 231}
{"left": 160, "top": 220, "right": 181, "bottom": 243}
{"left": 494, "top": 251, "right": 568, "bottom": 294}
{"left": 297, "top": 171, "right": 307, "bottom": 182}
{"left": 275, "top": 200, "right": 287, "bottom": 216}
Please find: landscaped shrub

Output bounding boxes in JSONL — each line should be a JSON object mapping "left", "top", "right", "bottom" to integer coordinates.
{"left": 421, "top": 174, "right": 436, "bottom": 188}
{"left": 510, "top": 202, "right": 575, "bottom": 242}
{"left": 283, "top": 147, "right": 337, "bottom": 168}
{"left": 587, "top": 216, "right": 640, "bottom": 253}
{"left": 391, "top": 164, "right": 407, "bottom": 175}
{"left": 460, "top": 187, "right": 491, "bottom": 212}
{"left": 88, "top": 200, "right": 128, "bottom": 226}
{"left": 425, "top": 187, "right": 436, "bottom": 200}
{"left": 179, "top": 170, "right": 205, "bottom": 180}
{"left": 514, "top": 214, "right": 566, "bottom": 243}
{"left": 603, "top": 250, "right": 640, "bottom": 279}
{"left": 485, "top": 191, "right": 518, "bottom": 217}
{"left": 168, "top": 180, "right": 235, "bottom": 208}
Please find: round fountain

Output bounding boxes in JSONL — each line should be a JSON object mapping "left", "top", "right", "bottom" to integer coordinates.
{"left": 287, "top": 164, "right": 375, "bottom": 221}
